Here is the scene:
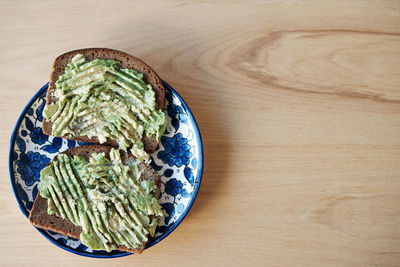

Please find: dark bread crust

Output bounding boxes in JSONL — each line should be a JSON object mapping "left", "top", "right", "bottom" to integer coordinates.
{"left": 42, "top": 48, "right": 165, "bottom": 152}
{"left": 28, "top": 145, "right": 161, "bottom": 254}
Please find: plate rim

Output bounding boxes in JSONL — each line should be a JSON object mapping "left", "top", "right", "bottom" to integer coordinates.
{"left": 8, "top": 81, "right": 204, "bottom": 258}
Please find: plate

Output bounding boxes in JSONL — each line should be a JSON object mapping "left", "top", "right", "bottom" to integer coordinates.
{"left": 9, "top": 81, "right": 203, "bottom": 258}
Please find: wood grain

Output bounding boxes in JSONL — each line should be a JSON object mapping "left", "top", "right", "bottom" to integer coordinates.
{"left": 0, "top": 0, "right": 400, "bottom": 266}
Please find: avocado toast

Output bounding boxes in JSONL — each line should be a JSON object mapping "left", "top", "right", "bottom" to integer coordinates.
{"left": 42, "top": 48, "right": 167, "bottom": 162}
{"left": 29, "top": 145, "right": 163, "bottom": 253}
{"left": 29, "top": 49, "right": 168, "bottom": 253}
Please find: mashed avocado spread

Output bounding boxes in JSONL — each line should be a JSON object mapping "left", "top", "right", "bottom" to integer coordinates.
{"left": 40, "top": 148, "right": 163, "bottom": 251}
{"left": 43, "top": 54, "right": 167, "bottom": 162}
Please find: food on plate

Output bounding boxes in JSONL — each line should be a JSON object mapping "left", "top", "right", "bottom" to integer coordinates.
{"left": 42, "top": 48, "right": 167, "bottom": 162}
{"left": 29, "top": 145, "right": 164, "bottom": 253}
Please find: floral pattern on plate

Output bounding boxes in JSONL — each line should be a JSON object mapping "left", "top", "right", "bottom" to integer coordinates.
{"left": 9, "top": 82, "right": 203, "bottom": 258}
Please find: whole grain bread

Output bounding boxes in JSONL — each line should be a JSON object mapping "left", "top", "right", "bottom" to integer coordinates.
{"left": 43, "top": 48, "right": 165, "bottom": 152}
{"left": 29, "top": 145, "right": 162, "bottom": 254}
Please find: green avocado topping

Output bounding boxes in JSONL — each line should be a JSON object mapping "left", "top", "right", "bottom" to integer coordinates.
{"left": 39, "top": 148, "right": 163, "bottom": 251}
{"left": 43, "top": 54, "right": 167, "bottom": 162}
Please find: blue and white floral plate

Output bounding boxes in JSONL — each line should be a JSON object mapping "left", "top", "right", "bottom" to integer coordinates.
{"left": 9, "top": 81, "right": 203, "bottom": 258}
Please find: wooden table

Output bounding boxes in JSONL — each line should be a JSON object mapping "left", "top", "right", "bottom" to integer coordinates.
{"left": 1, "top": 1, "right": 399, "bottom": 266}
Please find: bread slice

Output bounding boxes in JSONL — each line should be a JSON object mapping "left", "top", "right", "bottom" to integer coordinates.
{"left": 29, "top": 145, "right": 162, "bottom": 254}
{"left": 43, "top": 48, "right": 166, "bottom": 153}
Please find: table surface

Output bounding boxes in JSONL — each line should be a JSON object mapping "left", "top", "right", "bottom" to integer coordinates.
{"left": 1, "top": 1, "right": 399, "bottom": 266}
